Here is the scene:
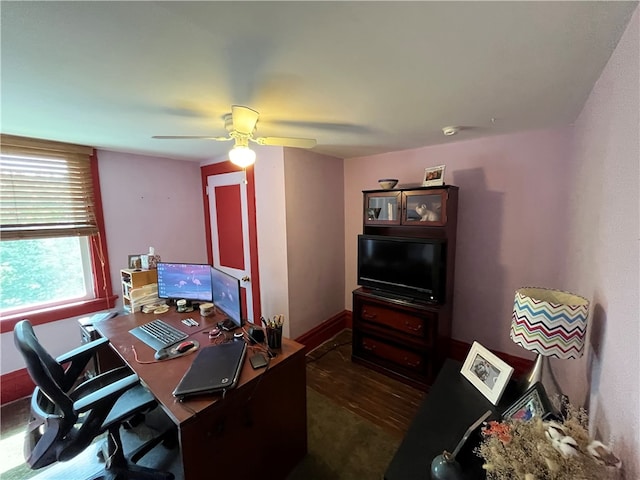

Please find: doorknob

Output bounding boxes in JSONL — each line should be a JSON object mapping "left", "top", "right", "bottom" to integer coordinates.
{"left": 241, "top": 276, "right": 250, "bottom": 282}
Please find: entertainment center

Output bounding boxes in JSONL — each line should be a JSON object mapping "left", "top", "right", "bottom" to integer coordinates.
{"left": 352, "top": 185, "right": 458, "bottom": 390}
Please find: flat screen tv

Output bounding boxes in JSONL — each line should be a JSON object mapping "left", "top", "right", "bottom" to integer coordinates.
{"left": 357, "top": 234, "right": 446, "bottom": 303}
{"left": 211, "top": 267, "right": 243, "bottom": 330}
{"left": 157, "top": 262, "right": 213, "bottom": 302}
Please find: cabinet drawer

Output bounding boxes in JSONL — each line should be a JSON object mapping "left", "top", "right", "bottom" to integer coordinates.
{"left": 359, "top": 337, "right": 425, "bottom": 373}
{"left": 359, "top": 302, "right": 433, "bottom": 341}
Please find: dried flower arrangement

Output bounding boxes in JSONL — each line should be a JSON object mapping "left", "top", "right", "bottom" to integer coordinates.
{"left": 476, "top": 403, "right": 621, "bottom": 480}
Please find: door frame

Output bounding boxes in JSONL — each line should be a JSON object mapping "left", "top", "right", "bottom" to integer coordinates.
{"left": 200, "top": 162, "right": 262, "bottom": 323}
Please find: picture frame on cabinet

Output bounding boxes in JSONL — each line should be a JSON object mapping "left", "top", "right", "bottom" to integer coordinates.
{"left": 502, "top": 382, "right": 553, "bottom": 421}
{"left": 128, "top": 254, "right": 144, "bottom": 269}
{"left": 461, "top": 341, "right": 514, "bottom": 405}
{"left": 422, "top": 165, "right": 446, "bottom": 187}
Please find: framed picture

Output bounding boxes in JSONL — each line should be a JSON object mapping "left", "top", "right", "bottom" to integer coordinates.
{"left": 461, "top": 341, "right": 514, "bottom": 405}
{"left": 502, "top": 382, "right": 554, "bottom": 421}
{"left": 128, "top": 254, "right": 143, "bottom": 269}
{"left": 422, "top": 165, "right": 446, "bottom": 187}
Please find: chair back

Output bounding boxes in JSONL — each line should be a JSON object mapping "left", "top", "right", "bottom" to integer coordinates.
{"left": 13, "top": 320, "right": 77, "bottom": 468}
{"left": 14, "top": 320, "right": 76, "bottom": 419}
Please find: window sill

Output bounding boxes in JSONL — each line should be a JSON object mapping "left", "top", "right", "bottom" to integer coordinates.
{"left": 0, "top": 295, "right": 118, "bottom": 334}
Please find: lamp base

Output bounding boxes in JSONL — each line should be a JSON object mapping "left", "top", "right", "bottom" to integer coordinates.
{"left": 430, "top": 452, "right": 464, "bottom": 480}
{"left": 520, "top": 354, "right": 565, "bottom": 406}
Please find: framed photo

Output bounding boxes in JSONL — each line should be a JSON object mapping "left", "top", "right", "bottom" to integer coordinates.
{"left": 422, "top": 165, "right": 446, "bottom": 187}
{"left": 461, "top": 341, "right": 514, "bottom": 405}
{"left": 502, "top": 382, "right": 554, "bottom": 421}
{"left": 128, "top": 254, "right": 143, "bottom": 269}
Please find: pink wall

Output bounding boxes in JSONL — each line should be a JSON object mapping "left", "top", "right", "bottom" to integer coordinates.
{"left": 252, "top": 147, "right": 292, "bottom": 335}
{"left": 344, "top": 128, "right": 574, "bottom": 359}
{"left": 98, "top": 150, "right": 208, "bottom": 308}
{"left": 285, "top": 148, "right": 345, "bottom": 338}
{"left": 561, "top": 6, "right": 639, "bottom": 478}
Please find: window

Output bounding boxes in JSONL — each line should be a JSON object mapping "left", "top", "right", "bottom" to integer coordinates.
{"left": 0, "top": 135, "right": 115, "bottom": 332}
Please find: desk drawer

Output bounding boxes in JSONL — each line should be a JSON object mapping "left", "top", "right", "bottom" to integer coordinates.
{"left": 358, "top": 302, "right": 434, "bottom": 342}
{"left": 359, "top": 336, "right": 425, "bottom": 373}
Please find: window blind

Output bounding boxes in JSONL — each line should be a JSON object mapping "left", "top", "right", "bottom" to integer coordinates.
{"left": 0, "top": 134, "right": 98, "bottom": 240}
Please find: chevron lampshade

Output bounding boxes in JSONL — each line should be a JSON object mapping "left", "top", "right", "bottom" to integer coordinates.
{"left": 510, "top": 287, "right": 590, "bottom": 359}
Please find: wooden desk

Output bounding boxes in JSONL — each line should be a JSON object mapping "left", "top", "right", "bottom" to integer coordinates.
{"left": 95, "top": 310, "right": 307, "bottom": 479}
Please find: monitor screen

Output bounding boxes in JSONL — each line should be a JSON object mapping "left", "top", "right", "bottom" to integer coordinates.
{"left": 156, "top": 263, "right": 213, "bottom": 302}
{"left": 211, "top": 267, "right": 242, "bottom": 329}
{"left": 357, "top": 234, "right": 446, "bottom": 303}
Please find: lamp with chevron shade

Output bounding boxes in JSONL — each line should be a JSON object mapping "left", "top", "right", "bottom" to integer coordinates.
{"left": 510, "top": 287, "right": 590, "bottom": 397}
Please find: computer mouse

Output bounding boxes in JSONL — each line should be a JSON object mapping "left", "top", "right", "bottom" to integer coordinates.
{"left": 176, "top": 341, "right": 197, "bottom": 354}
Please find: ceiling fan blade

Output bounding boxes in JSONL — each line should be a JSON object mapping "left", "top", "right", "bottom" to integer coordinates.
{"left": 254, "top": 136, "right": 317, "bottom": 148}
{"left": 231, "top": 105, "right": 260, "bottom": 134}
{"left": 152, "top": 135, "right": 231, "bottom": 141}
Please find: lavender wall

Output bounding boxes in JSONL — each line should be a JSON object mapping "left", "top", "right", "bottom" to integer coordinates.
{"left": 253, "top": 147, "right": 292, "bottom": 335}
{"left": 1, "top": 151, "right": 208, "bottom": 374}
{"left": 344, "top": 127, "right": 574, "bottom": 359}
{"left": 284, "top": 149, "right": 345, "bottom": 338}
{"left": 98, "top": 150, "right": 208, "bottom": 304}
{"left": 560, "top": 7, "right": 639, "bottom": 478}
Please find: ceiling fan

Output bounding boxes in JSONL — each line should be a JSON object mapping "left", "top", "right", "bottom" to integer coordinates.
{"left": 153, "top": 105, "right": 317, "bottom": 167}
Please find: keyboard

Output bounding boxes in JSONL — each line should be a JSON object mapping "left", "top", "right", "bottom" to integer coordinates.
{"left": 129, "top": 318, "right": 189, "bottom": 351}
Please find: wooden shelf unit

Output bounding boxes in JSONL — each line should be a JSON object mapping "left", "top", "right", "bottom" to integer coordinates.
{"left": 120, "top": 268, "right": 157, "bottom": 313}
{"left": 352, "top": 185, "right": 458, "bottom": 390}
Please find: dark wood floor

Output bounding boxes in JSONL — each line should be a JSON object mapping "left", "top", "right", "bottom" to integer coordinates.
{"left": 306, "top": 329, "right": 424, "bottom": 439}
{"left": 1, "top": 393, "right": 31, "bottom": 437}
{"left": 1, "top": 328, "right": 424, "bottom": 447}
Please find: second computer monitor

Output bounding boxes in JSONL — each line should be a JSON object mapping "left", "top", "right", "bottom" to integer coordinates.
{"left": 211, "top": 267, "right": 242, "bottom": 329}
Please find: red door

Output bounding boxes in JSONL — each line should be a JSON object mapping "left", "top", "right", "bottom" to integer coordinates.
{"left": 200, "top": 164, "right": 261, "bottom": 324}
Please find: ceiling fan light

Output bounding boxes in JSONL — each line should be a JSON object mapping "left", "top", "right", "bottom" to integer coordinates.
{"left": 229, "top": 145, "right": 256, "bottom": 168}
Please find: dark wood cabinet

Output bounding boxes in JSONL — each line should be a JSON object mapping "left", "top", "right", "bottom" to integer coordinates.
{"left": 353, "top": 185, "right": 458, "bottom": 390}
{"left": 352, "top": 288, "right": 450, "bottom": 389}
{"left": 363, "top": 187, "right": 452, "bottom": 227}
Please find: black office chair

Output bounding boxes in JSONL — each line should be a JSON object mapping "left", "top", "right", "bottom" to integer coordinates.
{"left": 14, "top": 319, "right": 175, "bottom": 480}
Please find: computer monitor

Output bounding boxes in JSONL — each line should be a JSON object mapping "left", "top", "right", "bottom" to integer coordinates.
{"left": 157, "top": 262, "right": 213, "bottom": 303}
{"left": 211, "top": 267, "right": 242, "bottom": 330}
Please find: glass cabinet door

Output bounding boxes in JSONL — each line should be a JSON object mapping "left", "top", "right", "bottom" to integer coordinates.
{"left": 403, "top": 190, "right": 447, "bottom": 226}
{"left": 364, "top": 191, "right": 401, "bottom": 225}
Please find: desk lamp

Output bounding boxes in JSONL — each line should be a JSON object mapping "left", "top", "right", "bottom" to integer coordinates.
{"left": 509, "top": 287, "right": 589, "bottom": 399}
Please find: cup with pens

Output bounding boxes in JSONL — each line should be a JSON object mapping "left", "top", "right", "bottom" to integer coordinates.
{"left": 264, "top": 315, "right": 284, "bottom": 349}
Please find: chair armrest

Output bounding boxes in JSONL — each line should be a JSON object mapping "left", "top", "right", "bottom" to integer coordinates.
{"left": 73, "top": 373, "right": 140, "bottom": 413}
{"left": 56, "top": 337, "right": 110, "bottom": 364}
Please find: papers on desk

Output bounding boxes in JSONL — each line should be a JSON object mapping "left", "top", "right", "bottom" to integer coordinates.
{"left": 129, "top": 283, "right": 165, "bottom": 312}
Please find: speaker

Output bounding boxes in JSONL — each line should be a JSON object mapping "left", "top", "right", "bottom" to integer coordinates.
{"left": 248, "top": 326, "right": 265, "bottom": 344}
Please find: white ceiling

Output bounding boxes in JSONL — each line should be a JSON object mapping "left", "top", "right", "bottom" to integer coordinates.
{"left": 1, "top": 1, "right": 637, "bottom": 162}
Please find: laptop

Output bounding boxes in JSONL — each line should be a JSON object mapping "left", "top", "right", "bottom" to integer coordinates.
{"left": 172, "top": 341, "right": 247, "bottom": 399}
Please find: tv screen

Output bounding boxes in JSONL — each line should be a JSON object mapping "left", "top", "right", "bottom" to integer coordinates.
{"left": 157, "top": 263, "right": 213, "bottom": 302}
{"left": 211, "top": 267, "right": 243, "bottom": 329}
{"left": 357, "top": 235, "right": 446, "bottom": 303}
